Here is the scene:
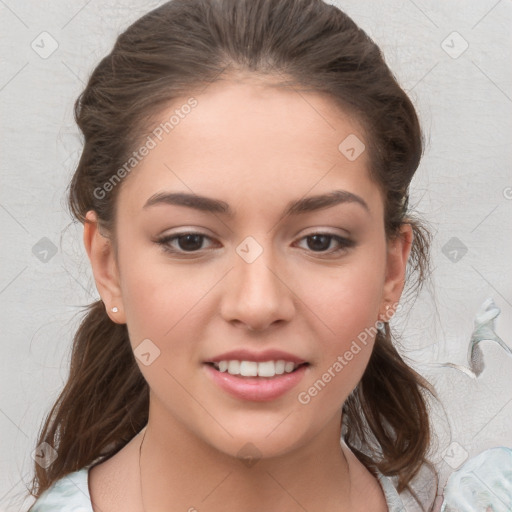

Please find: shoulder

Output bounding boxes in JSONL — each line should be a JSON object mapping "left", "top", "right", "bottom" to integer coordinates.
{"left": 374, "top": 470, "right": 407, "bottom": 512}
{"left": 440, "top": 446, "right": 512, "bottom": 511}
{"left": 376, "top": 445, "right": 512, "bottom": 511}
{"left": 340, "top": 436, "right": 406, "bottom": 511}
{"left": 29, "top": 467, "right": 93, "bottom": 512}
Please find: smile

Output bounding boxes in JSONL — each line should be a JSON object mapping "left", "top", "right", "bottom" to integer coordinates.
{"left": 210, "top": 359, "right": 306, "bottom": 377}
{"left": 203, "top": 362, "right": 310, "bottom": 401}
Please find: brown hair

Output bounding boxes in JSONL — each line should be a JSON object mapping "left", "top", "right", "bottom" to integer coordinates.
{"left": 28, "top": 0, "right": 439, "bottom": 509}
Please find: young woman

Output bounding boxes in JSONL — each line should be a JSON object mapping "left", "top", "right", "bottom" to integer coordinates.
{"left": 26, "top": 0, "right": 443, "bottom": 510}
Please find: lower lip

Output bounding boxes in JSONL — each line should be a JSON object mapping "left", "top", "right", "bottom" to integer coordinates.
{"left": 203, "top": 363, "right": 309, "bottom": 402}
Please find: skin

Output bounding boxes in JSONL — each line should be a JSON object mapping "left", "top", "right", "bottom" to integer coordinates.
{"left": 84, "top": 75, "right": 412, "bottom": 512}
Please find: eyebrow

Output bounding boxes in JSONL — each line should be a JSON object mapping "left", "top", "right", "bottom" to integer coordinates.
{"left": 143, "top": 189, "right": 370, "bottom": 219}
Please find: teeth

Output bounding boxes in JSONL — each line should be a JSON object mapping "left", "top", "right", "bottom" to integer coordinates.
{"left": 274, "top": 360, "right": 285, "bottom": 375}
{"left": 240, "top": 361, "right": 258, "bottom": 377}
{"left": 212, "top": 360, "right": 302, "bottom": 377}
{"left": 284, "top": 361, "right": 295, "bottom": 373}
{"left": 227, "top": 360, "right": 240, "bottom": 375}
{"left": 257, "top": 361, "right": 276, "bottom": 377}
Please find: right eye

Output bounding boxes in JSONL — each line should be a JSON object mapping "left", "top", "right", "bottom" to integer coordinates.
{"left": 155, "top": 232, "right": 217, "bottom": 255}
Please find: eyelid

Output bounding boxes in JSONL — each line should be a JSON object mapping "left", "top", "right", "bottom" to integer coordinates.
{"left": 297, "top": 226, "right": 352, "bottom": 238}
{"left": 155, "top": 229, "right": 355, "bottom": 256}
{"left": 155, "top": 230, "right": 218, "bottom": 252}
{"left": 158, "top": 226, "right": 351, "bottom": 239}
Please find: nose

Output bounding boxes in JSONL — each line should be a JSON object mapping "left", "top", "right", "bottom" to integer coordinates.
{"left": 219, "top": 243, "right": 295, "bottom": 332}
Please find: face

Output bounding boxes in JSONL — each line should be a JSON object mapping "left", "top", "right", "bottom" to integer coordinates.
{"left": 85, "top": 77, "right": 411, "bottom": 460}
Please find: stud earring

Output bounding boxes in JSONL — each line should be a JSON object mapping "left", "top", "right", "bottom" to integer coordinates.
{"left": 378, "top": 303, "right": 391, "bottom": 323}
{"left": 111, "top": 307, "right": 119, "bottom": 313}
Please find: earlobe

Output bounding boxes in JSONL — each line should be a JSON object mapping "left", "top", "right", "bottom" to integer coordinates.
{"left": 83, "top": 210, "right": 126, "bottom": 324}
{"left": 380, "top": 223, "right": 413, "bottom": 317}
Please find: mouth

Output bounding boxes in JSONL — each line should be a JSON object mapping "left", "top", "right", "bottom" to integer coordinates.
{"left": 204, "top": 360, "right": 310, "bottom": 378}
{"left": 202, "top": 360, "right": 311, "bottom": 402}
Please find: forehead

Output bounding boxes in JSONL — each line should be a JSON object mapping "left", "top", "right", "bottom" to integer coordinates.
{"left": 162, "top": 77, "right": 367, "bottom": 161}
{"left": 116, "top": 78, "right": 380, "bottom": 215}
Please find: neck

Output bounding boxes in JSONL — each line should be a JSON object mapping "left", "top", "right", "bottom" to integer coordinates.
{"left": 138, "top": 407, "right": 356, "bottom": 512}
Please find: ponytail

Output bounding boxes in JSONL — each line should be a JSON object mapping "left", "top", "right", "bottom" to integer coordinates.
{"left": 27, "top": 300, "right": 148, "bottom": 500}
{"left": 343, "top": 322, "right": 439, "bottom": 510}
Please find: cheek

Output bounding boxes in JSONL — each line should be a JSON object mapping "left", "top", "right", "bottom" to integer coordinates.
{"left": 115, "top": 234, "right": 203, "bottom": 345}
{"left": 122, "top": 271, "right": 210, "bottom": 347}
{"left": 117, "top": 255, "right": 213, "bottom": 405}
{"left": 296, "top": 292, "right": 380, "bottom": 414}
{"left": 302, "top": 254, "right": 385, "bottom": 342}
{"left": 296, "top": 252, "right": 385, "bottom": 398}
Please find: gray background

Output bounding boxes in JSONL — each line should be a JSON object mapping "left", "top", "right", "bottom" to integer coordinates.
{"left": 1, "top": 1, "right": 511, "bottom": 510}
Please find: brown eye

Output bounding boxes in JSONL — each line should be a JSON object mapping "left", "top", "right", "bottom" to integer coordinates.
{"left": 156, "top": 232, "right": 215, "bottom": 254}
{"left": 174, "top": 234, "right": 206, "bottom": 251}
{"left": 297, "top": 233, "right": 355, "bottom": 255}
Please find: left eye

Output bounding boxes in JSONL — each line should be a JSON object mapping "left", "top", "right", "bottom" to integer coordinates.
{"left": 155, "top": 232, "right": 354, "bottom": 255}
{"left": 296, "top": 233, "right": 355, "bottom": 254}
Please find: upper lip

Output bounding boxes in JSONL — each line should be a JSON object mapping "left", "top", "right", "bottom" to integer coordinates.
{"left": 204, "top": 349, "right": 308, "bottom": 364}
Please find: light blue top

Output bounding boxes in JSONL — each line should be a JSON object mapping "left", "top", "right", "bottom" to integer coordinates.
{"left": 29, "top": 447, "right": 512, "bottom": 511}
{"left": 29, "top": 464, "right": 405, "bottom": 511}
{"left": 440, "top": 446, "right": 512, "bottom": 512}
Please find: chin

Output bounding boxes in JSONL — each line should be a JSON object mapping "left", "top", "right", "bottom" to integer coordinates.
{"left": 199, "top": 423, "right": 310, "bottom": 463}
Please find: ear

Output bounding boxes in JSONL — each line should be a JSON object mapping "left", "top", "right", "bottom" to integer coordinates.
{"left": 83, "top": 210, "right": 126, "bottom": 324}
{"left": 379, "top": 223, "right": 413, "bottom": 321}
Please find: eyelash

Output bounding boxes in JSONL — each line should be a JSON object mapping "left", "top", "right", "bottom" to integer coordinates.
{"left": 155, "top": 231, "right": 355, "bottom": 257}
